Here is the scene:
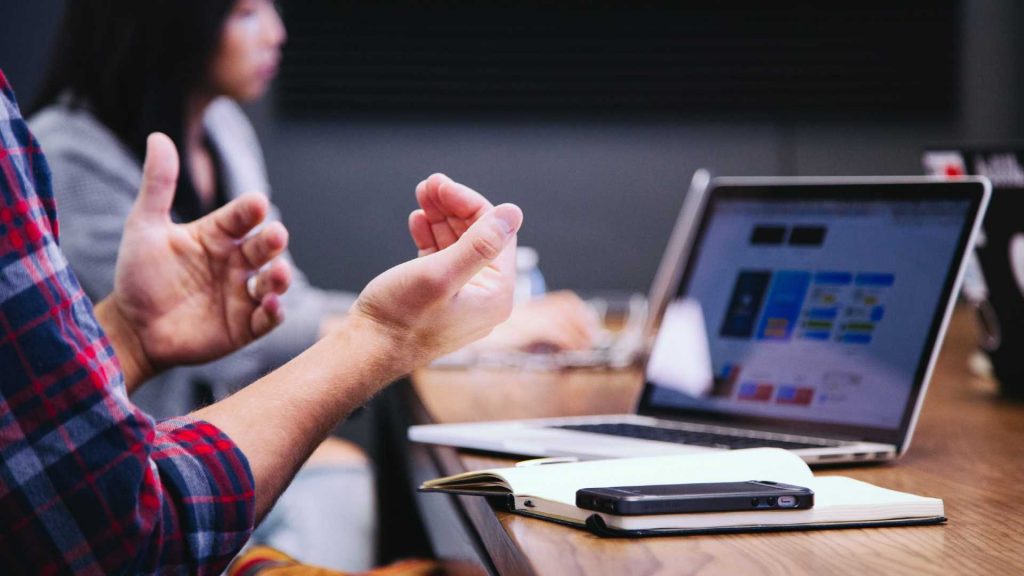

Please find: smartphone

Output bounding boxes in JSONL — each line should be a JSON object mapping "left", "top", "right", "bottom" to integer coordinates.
{"left": 576, "top": 480, "right": 814, "bottom": 515}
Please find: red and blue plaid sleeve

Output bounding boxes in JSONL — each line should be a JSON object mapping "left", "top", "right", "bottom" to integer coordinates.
{"left": 0, "top": 70, "right": 255, "bottom": 574}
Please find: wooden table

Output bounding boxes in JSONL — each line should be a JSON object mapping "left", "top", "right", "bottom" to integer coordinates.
{"left": 406, "top": 308, "right": 1024, "bottom": 575}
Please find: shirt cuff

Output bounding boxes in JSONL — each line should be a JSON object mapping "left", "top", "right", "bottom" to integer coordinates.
{"left": 152, "top": 417, "right": 256, "bottom": 572}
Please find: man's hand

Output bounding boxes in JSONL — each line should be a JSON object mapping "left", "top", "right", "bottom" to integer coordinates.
{"left": 95, "top": 133, "right": 291, "bottom": 389}
{"left": 410, "top": 175, "right": 596, "bottom": 353}
{"left": 471, "top": 290, "right": 600, "bottom": 352}
{"left": 195, "top": 173, "right": 520, "bottom": 518}
{"left": 349, "top": 173, "right": 523, "bottom": 375}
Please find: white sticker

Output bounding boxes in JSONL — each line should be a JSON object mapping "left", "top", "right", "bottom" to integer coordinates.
{"left": 1009, "top": 233, "right": 1024, "bottom": 298}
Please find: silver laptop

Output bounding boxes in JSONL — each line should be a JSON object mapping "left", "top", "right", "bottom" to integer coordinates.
{"left": 410, "top": 177, "right": 991, "bottom": 465}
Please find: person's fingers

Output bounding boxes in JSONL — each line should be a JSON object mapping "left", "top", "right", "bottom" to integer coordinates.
{"left": 532, "top": 313, "right": 592, "bottom": 351}
{"left": 448, "top": 215, "right": 470, "bottom": 237}
{"left": 510, "top": 292, "right": 599, "bottom": 350}
{"left": 565, "top": 318, "right": 600, "bottom": 349}
{"left": 132, "top": 133, "right": 180, "bottom": 222}
{"left": 531, "top": 326, "right": 579, "bottom": 351}
{"left": 547, "top": 291, "right": 600, "bottom": 320}
{"left": 414, "top": 175, "right": 447, "bottom": 223}
{"left": 553, "top": 296, "right": 602, "bottom": 343}
{"left": 409, "top": 210, "right": 438, "bottom": 256}
{"left": 416, "top": 174, "right": 493, "bottom": 250}
{"left": 249, "top": 259, "right": 292, "bottom": 301}
{"left": 424, "top": 203, "right": 522, "bottom": 292}
{"left": 415, "top": 181, "right": 458, "bottom": 249}
{"left": 560, "top": 318, "right": 598, "bottom": 349}
{"left": 417, "top": 173, "right": 489, "bottom": 220}
{"left": 531, "top": 314, "right": 591, "bottom": 350}
{"left": 432, "top": 175, "right": 493, "bottom": 220}
{"left": 430, "top": 219, "right": 459, "bottom": 251}
{"left": 251, "top": 293, "right": 285, "bottom": 338}
{"left": 202, "top": 193, "right": 270, "bottom": 241}
{"left": 240, "top": 220, "right": 289, "bottom": 269}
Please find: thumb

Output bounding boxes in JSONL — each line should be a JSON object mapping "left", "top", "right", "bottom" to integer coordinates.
{"left": 132, "top": 133, "right": 180, "bottom": 222}
{"left": 432, "top": 203, "right": 523, "bottom": 290}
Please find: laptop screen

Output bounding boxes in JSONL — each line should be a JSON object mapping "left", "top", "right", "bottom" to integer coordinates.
{"left": 639, "top": 180, "right": 986, "bottom": 446}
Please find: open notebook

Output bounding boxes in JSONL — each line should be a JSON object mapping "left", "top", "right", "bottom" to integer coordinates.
{"left": 420, "top": 449, "right": 945, "bottom": 536}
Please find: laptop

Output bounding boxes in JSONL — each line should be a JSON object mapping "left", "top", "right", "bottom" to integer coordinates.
{"left": 410, "top": 177, "right": 991, "bottom": 464}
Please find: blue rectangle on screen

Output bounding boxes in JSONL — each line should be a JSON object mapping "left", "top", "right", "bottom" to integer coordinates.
{"left": 841, "top": 333, "right": 873, "bottom": 344}
{"left": 855, "top": 273, "right": 895, "bottom": 287}
{"left": 870, "top": 306, "right": 886, "bottom": 322}
{"left": 802, "top": 331, "right": 831, "bottom": 340}
{"left": 738, "top": 382, "right": 758, "bottom": 398}
{"left": 807, "top": 308, "right": 839, "bottom": 320}
{"left": 814, "top": 272, "right": 853, "bottom": 285}
{"left": 756, "top": 271, "right": 811, "bottom": 340}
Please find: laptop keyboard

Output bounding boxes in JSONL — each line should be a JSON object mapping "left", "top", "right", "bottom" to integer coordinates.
{"left": 552, "top": 423, "right": 840, "bottom": 450}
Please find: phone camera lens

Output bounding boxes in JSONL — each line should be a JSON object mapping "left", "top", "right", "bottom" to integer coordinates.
{"left": 751, "top": 498, "right": 760, "bottom": 507}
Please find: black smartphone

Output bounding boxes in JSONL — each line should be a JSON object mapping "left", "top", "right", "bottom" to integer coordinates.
{"left": 576, "top": 480, "right": 814, "bottom": 515}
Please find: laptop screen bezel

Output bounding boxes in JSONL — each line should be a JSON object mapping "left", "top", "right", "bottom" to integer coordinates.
{"left": 637, "top": 178, "right": 988, "bottom": 449}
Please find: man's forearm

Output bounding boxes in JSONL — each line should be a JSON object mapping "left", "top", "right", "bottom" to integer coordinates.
{"left": 192, "top": 313, "right": 406, "bottom": 520}
{"left": 94, "top": 298, "right": 155, "bottom": 393}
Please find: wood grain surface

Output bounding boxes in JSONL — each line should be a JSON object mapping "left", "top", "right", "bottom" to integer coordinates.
{"left": 411, "top": 308, "right": 1024, "bottom": 575}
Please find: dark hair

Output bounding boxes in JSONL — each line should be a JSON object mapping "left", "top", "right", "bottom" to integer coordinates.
{"left": 31, "top": 0, "right": 236, "bottom": 220}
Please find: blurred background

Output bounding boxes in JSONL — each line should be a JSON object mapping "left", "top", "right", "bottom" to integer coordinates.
{"left": 2, "top": 0, "right": 1022, "bottom": 294}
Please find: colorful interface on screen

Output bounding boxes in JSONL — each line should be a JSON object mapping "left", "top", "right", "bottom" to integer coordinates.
{"left": 646, "top": 197, "right": 971, "bottom": 430}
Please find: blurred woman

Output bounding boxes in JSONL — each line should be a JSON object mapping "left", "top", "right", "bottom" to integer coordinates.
{"left": 29, "top": 0, "right": 596, "bottom": 569}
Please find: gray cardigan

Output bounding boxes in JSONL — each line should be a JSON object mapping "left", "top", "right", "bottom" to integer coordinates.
{"left": 30, "top": 98, "right": 356, "bottom": 418}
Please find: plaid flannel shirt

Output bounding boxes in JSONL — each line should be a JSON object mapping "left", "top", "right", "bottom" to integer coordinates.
{"left": 0, "top": 70, "right": 255, "bottom": 574}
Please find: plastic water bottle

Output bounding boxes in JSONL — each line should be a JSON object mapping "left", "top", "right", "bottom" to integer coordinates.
{"left": 515, "top": 246, "right": 546, "bottom": 304}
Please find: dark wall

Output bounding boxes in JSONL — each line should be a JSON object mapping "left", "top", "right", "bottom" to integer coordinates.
{"left": 3, "top": 1, "right": 1021, "bottom": 294}
{"left": 0, "top": 2, "right": 62, "bottom": 106}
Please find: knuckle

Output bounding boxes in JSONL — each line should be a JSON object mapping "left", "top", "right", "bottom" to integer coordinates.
{"left": 470, "top": 232, "right": 502, "bottom": 261}
{"left": 273, "top": 270, "right": 291, "bottom": 292}
{"left": 243, "top": 241, "right": 263, "bottom": 266}
{"left": 235, "top": 205, "right": 254, "bottom": 229}
{"left": 146, "top": 171, "right": 176, "bottom": 189}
